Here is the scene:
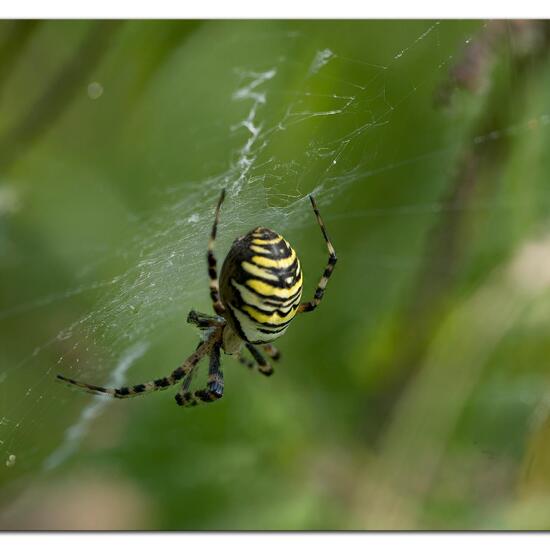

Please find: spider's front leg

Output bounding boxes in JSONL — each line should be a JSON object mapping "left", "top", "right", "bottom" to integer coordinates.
{"left": 297, "top": 195, "right": 337, "bottom": 314}
{"left": 175, "top": 341, "right": 224, "bottom": 407}
{"left": 207, "top": 189, "right": 227, "bottom": 316}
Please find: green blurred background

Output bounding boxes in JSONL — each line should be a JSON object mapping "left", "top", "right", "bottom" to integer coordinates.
{"left": 2, "top": 19, "right": 550, "bottom": 530}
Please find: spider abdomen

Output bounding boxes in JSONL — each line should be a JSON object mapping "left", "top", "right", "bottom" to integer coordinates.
{"left": 220, "top": 227, "right": 303, "bottom": 344}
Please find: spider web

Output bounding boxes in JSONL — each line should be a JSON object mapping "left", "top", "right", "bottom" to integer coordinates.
{"left": 0, "top": 20, "right": 546, "bottom": 512}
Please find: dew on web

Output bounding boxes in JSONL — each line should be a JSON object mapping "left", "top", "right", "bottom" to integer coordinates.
{"left": 308, "top": 49, "right": 335, "bottom": 76}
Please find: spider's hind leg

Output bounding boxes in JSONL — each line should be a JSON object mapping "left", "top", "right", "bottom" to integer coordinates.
{"left": 57, "top": 338, "right": 212, "bottom": 399}
{"left": 236, "top": 353, "right": 255, "bottom": 370}
{"left": 245, "top": 343, "right": 274, "bottom": 377}
{"left": 262, "top": 344, "right": 281, "bottom": 362}
{"left": 175, "top": 341, "right": 224, "bottom": 407}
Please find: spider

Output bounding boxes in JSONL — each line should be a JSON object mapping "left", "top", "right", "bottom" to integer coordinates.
{"left": 57, "top": 189, "right": 337, "bottom": 407}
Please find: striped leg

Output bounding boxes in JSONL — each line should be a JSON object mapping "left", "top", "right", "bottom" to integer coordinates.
{"left": 187, "top": 309, "right": 224, "bottom": 329}
{"left": 262, "top": 344, "right": 281, "bottom": 361}
{"left": 172, "top": 341, "right": 203, "bottom": 401}
{"left": 236, "top": 353, "right": 255, "bottom": 370}
{"left": 56, "top": 338, "right": 214, "bottom": 399}
{"left": 178, "top": 363, "right": 198, "bottom": 394}
{"left": 298, "top": 195, "right": 338, "bottom": 314}
{"left": 245, "top": 343, "right": 274, "bottom": 377}
{"left": 208, "top": 189, "right": 226, "bottom": 316}
{"left": 175, "top": 341, "right": 224, "bottom": 407}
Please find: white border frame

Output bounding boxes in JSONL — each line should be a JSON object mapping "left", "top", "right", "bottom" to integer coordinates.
{"left": 0, "top": 1, "right": 550, "bottom": 19}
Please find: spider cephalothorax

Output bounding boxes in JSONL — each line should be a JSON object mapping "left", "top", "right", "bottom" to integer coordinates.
{"left": 57, "top": 189, "right": 337, "bottom": 408}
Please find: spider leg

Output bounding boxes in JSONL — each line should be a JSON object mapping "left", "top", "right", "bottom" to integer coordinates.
{"left": 187, "top": 309, "right": 223, "bottom": 329}
{"left": 298, "top": 195, "right": 338, "bottom": 314}
{"left": 207, "top": 189, "right": 227, "bottom": 316}
{"left": 173, "top": 341, "right": 203, "bottom": 397}
{"left": 57, "top": 334, "right": 217, "bottom": 399}
{"left": 175, "top": 341, "right": 224, "bottom": 407}
{"left": 178, "top": 361, "right": 199, "bottom": 393}
{"left": 236, "top": 346, "right": 273, "bottom": 376}
{"left": 262, "top": 344, "right": 281, "bottom": 361}
{"left": 236, "top": 352, "right": 255, "bottom": 370}
{"left": 245, "top": 343, "right": 274, "bottom": 377}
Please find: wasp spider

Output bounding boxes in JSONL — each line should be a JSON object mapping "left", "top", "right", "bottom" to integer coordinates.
{"left": 57, "top": 189, "right": 337, "bottom": 407}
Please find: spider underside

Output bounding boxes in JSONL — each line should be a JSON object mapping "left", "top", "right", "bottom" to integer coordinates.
{"left": 57, "top": 189, "right": 337, "bottom": 408}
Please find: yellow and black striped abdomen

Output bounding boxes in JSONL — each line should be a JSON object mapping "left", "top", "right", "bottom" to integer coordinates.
{"left": 220, "top": 227, "right": 303, "bottom": 344}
